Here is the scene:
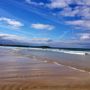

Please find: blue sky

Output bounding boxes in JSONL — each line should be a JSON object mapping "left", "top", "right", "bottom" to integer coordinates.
{"left": 0, "top": 0, "right": 90, "bottom": 48}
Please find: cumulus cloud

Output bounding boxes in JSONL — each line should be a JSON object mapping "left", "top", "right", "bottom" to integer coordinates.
{"left": 79, "top": 33, "right": 90, "bottom": 40}
{"left": 26, "top": 0, "right": 90, "bottom": 30}
{"left": 0, "top": 17, "right": 24, "bottom": 29}
{"left": 47, "top": 0, "right": 69, "bottom": 9}
{"left": 31, "top": 23, "right": 54, "bottom": 30}
{"left": 0, "top": 34, "right": 26, "bottom": 42}
{"left": 66, "top": 20, "right": 90, "bottom": 28}
{"left": 0, "top": 33, "right": 51, "bottom": 46}
{"left": 47, "top": 0, "right": 90, "bottom": 9}
{"left": 0, "top": 33, "right": 31, "bottom": 46}
{"left": 31, "top": 38, "right": 51, "bottom": 43}
{"left": 49, "top": 39, "right": 90, "bottom": 48}
{"left": 0, "top": 33, "right": 89, "bottom": 48}
{"left": 26, "top": 0, "right": 45, "bottom": 6}
{"left": 29, "top": 38, "right": 52, "bottom": 46}
{"left": 48, "top": 0, "right": 90, "bottom": 30}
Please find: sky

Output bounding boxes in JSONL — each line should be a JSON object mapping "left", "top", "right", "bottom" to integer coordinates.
{"left": 0, "top": 0, "right": 90, "bottom": 48}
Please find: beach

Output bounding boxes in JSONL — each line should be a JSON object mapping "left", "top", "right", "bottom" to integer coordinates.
{"left": 0, "top": 47, "right": 90, "bottom": 90}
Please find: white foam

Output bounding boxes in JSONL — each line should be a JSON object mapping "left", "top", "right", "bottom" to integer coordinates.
{"left": 43, "top": 60, "right": 48, "bottom": 63}
{"left": 52, "top": 62, "right": 90, "bottom": 74}
{"left": 27, "top": 48, "right": 90, "bottom": 56}
{"left": 68, "top": 66, "right": 85, "bottom": 72}
{"left": 67, "top": 66, "right": 90, "bottom": 74}
{"left": 60, "top": 50, "right": 88, "bottom": 55}
{"left": 53, "top": 62, "right": 62, "bottom": 66}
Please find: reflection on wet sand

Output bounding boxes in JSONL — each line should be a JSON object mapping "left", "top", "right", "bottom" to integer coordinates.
{"left": 0, "top": 47, "right": 90, "bottom": 90}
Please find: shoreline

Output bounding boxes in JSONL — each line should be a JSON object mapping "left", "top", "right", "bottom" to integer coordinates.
{"left": 0, "top": 46, "right": 90, "bottom": 56}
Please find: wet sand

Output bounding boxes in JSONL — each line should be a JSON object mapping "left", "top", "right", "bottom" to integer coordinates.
{"left": 0, "top": 47, "right": 90, "bottom": 90}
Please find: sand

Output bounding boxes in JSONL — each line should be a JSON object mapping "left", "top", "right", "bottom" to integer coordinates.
{"left": 0, "top": 47, "right": 90, "bottom": 90}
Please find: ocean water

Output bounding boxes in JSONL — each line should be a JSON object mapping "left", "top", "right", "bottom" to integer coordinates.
{"left": 0, "top": 46, "right": 90, "bottom": 71}
{"left": 14, "top": 47, "right": 90, "bottom": 71}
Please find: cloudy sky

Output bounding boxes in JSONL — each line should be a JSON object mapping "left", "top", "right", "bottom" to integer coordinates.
{"left": 0, "top": 0, "right": 90, "bottom": 48}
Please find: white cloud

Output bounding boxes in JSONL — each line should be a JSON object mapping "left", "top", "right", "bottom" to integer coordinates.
{"left": 26, "top": 0, "right": 69, "bottom": 8}
{"left": 31, "top": 38, "right": 51, "bottom": 42}
{"left": 59, "top": 7, "right": 79, "bottom": 17}
{"left": 50, "top": 0, "right": 90, "bottom": 30}
{"left": 47, "top": 0, "right": 69, "bottom": 9}
{"left": 79, "top": 33, "right": 90, "bottom": 40}
{"left": 29, "top": 38, "right": 52, "bottom": 46}
{"left": 26, "top": 0, "right": 44, "bottom": 6}
{"left": 0, "top": 33, "right": 51, "bottom": 46}
{"left": 31, "top": 23, "right": 54, "bottom": 30}
{"left": 0, "top": 33, "right": 32, "bottom": 46}
{"left": 47, "top": 0, "right": 90, "bottom": 9}
{"left": 25, "top": 0, "right": 90, "bottom": 30}
{"left": 0, "top": 17, "right": 23, "bottom": 29}
{"left": 0, "top": 34, "right": 25, "bottom": 41}
{"left": 66, "top": 20, "right": 90, "bottom": 29}
{"left": 49, "top": 39, "right": 90, "bottom": 48}
{"left": 0, "top": 33, "right": 89, "bottom": 48}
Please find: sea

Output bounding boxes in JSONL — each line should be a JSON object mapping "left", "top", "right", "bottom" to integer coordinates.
{"left": 0, "top": 46, "right": 90, "bottom": 72}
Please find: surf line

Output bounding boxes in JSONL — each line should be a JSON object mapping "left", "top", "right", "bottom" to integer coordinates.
{"left": 49, "top": 61, "right": 90, "bottom": 74}
{"left": 53, "top": 62, "right": 64, "bottom": 66}
{"left": 67, "top": 66, "right": 86, "bottom": 72}
{"left": 31, "top": 56, "right": 90, "bottom": 75}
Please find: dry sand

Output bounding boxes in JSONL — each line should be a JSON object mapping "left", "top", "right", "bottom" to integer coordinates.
{"left": 0, "top": 48, "right": 90, "bottom": 90}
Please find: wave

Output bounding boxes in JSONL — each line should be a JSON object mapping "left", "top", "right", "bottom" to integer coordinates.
{"left": 59, "top": 50, "right": 90, "bottom": 56}
{"left": 22, "top": 48, "right": 90, "bottom": 56}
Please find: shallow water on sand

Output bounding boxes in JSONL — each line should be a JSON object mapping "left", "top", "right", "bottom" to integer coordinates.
{"left": 18, "top": 48, "right": 90, "bottom": 71}
{"left": 0, "top": 47, "right": 90, "bottom": 90}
